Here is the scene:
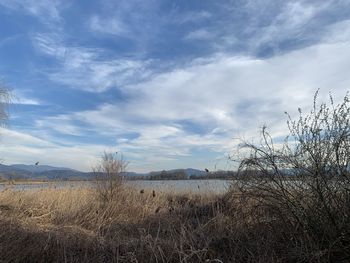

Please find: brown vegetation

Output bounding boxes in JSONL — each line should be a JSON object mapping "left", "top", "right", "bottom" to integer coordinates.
{"left": 93, "top": 152, "right": 127, "bottom": 202}
{"left": 0, "top": 187, "right": 233, "bottom": 262}
{"left": 1, "top": 182, "right": 348, "bottom": 262}
{"left": 0, "top": 182, "right": 349, "bottom": 262}
{"left": 236, "top": 91, "right": 350, "bottom": 262}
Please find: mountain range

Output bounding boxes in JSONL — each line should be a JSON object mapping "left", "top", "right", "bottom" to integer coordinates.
{"left": 0, "top": 164, "right": 207, "bottom": 180}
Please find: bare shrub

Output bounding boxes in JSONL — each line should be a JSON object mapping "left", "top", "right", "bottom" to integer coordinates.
{"left": 92, "top": 152, "right": 128, "bottom": 202}
{"left": 237, "top": 91, "right": 350, "bottom": 260}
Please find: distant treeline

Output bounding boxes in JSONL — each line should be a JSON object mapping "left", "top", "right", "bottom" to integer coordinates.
{"left": 190, "top": 170, "right": 237, "bottom": 180}
{"left": 126, "top": 169, "right": 237, "bottom": 180}
{"left": 0, "top": 170, "right": 238, "bottom": 182}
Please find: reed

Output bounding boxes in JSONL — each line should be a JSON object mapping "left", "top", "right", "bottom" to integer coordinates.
{"left": 1, "top": 183, "right": 349, "bottom": 262}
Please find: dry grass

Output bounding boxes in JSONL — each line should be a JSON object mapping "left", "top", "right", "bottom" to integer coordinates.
{"left": 0, "top": 187, "right": 230, "bottom": 262}
{"left": 1, "top": 185, "right": 349, "bottom": 262}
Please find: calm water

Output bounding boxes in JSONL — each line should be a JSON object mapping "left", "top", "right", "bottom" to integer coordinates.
{"left": 0, "top": 180, "right": 232, "bottom": 194}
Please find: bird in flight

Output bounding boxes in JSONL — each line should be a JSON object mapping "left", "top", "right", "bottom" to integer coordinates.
{"left": 35, "top": 162, "right": 39, "bottom": 166}
{"left": 205, "top": 168, "right": 209, "bottom": 173}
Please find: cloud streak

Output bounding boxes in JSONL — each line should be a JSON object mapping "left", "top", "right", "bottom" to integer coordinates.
{"left": 0, "top": 0, "right": 64, "bottom": 24}
{"left": 33, "top": 34, "right": 153, "bottom": 92}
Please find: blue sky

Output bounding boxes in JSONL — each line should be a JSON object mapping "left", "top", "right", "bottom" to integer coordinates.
{"left": 1, "top": 0, "right": 350, "bottom": 172}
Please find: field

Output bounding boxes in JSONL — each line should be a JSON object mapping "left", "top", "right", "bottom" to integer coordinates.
{"left": 1, "top": 183, "right": 349, "bottom": 263}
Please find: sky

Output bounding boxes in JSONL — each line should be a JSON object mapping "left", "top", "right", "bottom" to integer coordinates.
{"left": 0, "top": 0, "right": 350, "bottom": 172}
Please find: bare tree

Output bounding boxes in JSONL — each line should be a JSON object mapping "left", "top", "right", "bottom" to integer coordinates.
{"left": 93, "top": 151, "right": 128, "bottom": 202}
{"left": 237, "top": 91, "right": 350, "bottom": 259}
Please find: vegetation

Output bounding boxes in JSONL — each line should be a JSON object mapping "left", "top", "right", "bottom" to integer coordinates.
{"left": 189, "top": 170, "right": 237, "bottom": 180}
{"left": 149, "top": 169, "right": 188, "bottom": 180}
{"left": 236, "top": 91, "right": 350, "bottom": 261}
{"left": 0, "top": 187, "right": 235, "bottom": 262}
{"left": 147, "top": 170, "right": 236, "bottom": 180}
{"left": 93, "top": 152, "right": 128, "bottom": 202}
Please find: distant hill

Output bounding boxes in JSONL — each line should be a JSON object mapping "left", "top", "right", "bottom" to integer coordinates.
{"left": 184, "top": 168, "right": 207, "bottom": 176}
{"left": 0, "top": 164, "right": 212, "bottom": 181}
{"left": 10, "top": 164, "right": 75, "bottom": 173}
{"left": 0, "top": 164, "right": 90, "bottom": 180}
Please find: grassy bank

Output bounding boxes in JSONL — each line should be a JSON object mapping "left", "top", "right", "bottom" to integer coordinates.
{"left": 0, "top": 185, "right": 349, "bottom": 262}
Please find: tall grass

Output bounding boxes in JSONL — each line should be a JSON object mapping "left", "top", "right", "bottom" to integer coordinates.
{"left": 0, "top": 187, "right": 232, "bottom": 262}
{"left": 1, "top": 183, "right": 349, "bottom": 262}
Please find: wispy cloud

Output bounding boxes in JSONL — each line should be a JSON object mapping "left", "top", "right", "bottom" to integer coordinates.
{"left": 194, "top": 0, "right": 350, "bottom": 56}
{"left": 174, "top": 10, "right": 212, "bottom": 24}
{"left": 87, "top": 1, "right": 163, "bottom": 41}
{"left": 36, "top": 115, "right": 81, "bottom": 136}
{"left": 12, "top": 90, "right": 42, "bottom": 105}
{"left": 185, "top": 29, "right": 214, "bottom": 41}
{"left": 89, "top": 16, "right": 127, "bottom": 36}
{"left": 33, "top": 34, "right": 153, "bottom": 92}
{"left": 249, "top": 1, "right": 328, "bottom": 53}
{"left": 0, "top": 0, "right": 64, "bottom": 24}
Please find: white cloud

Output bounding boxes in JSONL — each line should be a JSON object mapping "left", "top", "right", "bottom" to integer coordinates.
{"left": 36, "top": 115, "right": 81, "bottom": 136}
{"left": 0, "top": 127, "right": 53, "bottom": 147}
{"left": 128, "top": 41, "right": 350, "bottom": 126}
{"left": 87, "top": 0, "right": 163, "bottom": 46}
{"left": 12, "top": 90, "right": 41, "bottom": 105}
{"left": 185, "top": 29, "right": 214, "bottom": 41}
{"left": 33, "top": 40, "right": 350, "bottom": 171}
{"left": 0, "top": 0, "right": 63, "bottom": 24}
{"left": 33, "top": 34, "right": 152, "bottom": 92}
{"left": 249, "top": 1, "right": 330, "bottom": 52}
{"left": 175, "top": 10, "right": 212, "bottom": 24}
{"left": 243, "top": 1, "right": 343, "bottom": 53}
{"left": 323, "top": 19, "right": 350, "bottom": 43}
{"left": 90, "top": 16, "right": 127, "bottom": 36}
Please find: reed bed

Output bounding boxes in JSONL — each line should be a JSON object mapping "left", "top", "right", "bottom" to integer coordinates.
{"left": 1, "top": 185, "right": 349, "bottom": 262}
{"left": 0, "top": 187, "right": 231, "bottom": 262}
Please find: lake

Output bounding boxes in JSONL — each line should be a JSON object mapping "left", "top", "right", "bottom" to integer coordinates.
{"left": 0, "top": 179, "right": 232, "bottom": 194}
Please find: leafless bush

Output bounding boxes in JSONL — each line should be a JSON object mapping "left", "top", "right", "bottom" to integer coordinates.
{"left": 237, "top": 91, "right": 350, "bottom": 260}
{"left": 92, "top": 152, "right": 128, "bottom": 202}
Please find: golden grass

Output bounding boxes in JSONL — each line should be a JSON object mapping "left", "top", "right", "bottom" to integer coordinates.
{"left": 1, "top": 185, "right": 349, "bottom": 262}
{"left": 0, "top": 186, "right": 231, "bottom": 262}
{"left": 0, "top": 187, "right": 170, "bottom": 226}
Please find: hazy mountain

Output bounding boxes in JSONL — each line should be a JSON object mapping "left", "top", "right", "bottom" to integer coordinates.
{"left": 0, "top": 164, "right": 28, "bottom": 173}
{"left": 10, "top": 164, "right": 75, "bottom": 173}
{"left": 184, "top": 168, "right": 207, "bottom": 176}
{"left": 0, "top": 164, "right": 208, "bottom": 180}
{"left": 0, "top": 164, "right": 87, "bottom": 180}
